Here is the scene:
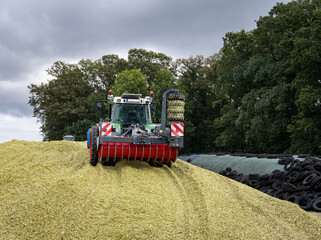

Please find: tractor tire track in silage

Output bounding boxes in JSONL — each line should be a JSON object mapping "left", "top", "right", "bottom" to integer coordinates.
{"left": 163, "top": 164, "right": 211, "bottom": 238}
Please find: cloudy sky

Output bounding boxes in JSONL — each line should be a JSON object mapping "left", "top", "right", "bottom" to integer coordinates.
{"left": 0, "top": 0, "right": 292, "bottom": 143}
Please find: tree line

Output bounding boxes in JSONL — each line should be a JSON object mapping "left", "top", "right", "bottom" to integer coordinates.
{"left": 29, "top": 0, "right": 321, "bottom": 155}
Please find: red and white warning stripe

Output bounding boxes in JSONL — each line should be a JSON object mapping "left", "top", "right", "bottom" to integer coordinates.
{"left": 171, "top": 123, "right": 184, "bottom": 137}
{"left": 101, "top": 123, "right": 112, "bottom": 136}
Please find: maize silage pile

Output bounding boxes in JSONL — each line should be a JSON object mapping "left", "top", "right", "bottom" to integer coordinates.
{"left": 1, "top": 140, "right": 321, "bottom": 239}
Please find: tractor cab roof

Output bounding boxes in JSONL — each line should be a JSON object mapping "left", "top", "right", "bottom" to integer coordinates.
{"left": 121, "top": 93, "right": 142, "bottom": 99}
{"left": 110, "top": 92, "right": 152, "bottom": 104}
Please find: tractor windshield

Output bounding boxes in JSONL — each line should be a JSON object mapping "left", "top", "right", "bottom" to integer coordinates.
{"left": 111, "top": 103, "right": 152, "bottom": 125}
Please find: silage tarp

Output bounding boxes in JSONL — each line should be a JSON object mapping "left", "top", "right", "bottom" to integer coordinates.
{"left": 179, "top": 155, "right": 286, "bottom": 175}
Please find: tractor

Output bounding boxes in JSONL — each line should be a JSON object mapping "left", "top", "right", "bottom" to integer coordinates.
{"left": 88, "top": 89, "right": 185, "bottom": 167}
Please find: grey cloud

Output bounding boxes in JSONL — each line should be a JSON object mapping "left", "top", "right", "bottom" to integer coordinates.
{"left": 1, "top": 0, "right": 290, "bottom": 62}
{"left": 0, "top": 0, "right": 291, "bottom": 118}
{"left": 0, "top": 81, "right": 33, "bottom": 117}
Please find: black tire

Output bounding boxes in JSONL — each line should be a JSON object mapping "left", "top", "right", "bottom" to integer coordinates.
{"left": 148, "top": 161, "right": 163, "bottom": 168}
{"left": 272, "top": 181, "right": 282, "bottom": 191}
{"left": 90, "top": 125, "right": 99, "bottom": 166}
{"left": 273, "top": 189, "right": 287, "bottom": 200}
{"left": 235, "top": 173, "right": 244, "bottom": 182}
{"left": 304, "top": 165, "right": 315, "bottom": 171}
{"left": 167, "top": 106, "right": 184, "bottom": 114}
{"left": 312, "top": 199, "right": 321, "bottom": 212}
{"left": 278, "top": 158, "right": 292, "bottom": 165}
{"left": 167, "top": 113, "right": 184, "bottom": 121}
{"left": 240, "top": 175, "right": 249, "bottom": 184}
{"left": 297, "top": 185, "right": 311, "bottom": 192}
{"left": 292, "top": 191, "right": 308, "bottom": 197}
{"left": 168, "top": 92, "right": 185, "bottom": 100}
{"left": 164, "top": 160, "right": 172, "bottom": 168}
{"left": 282, "top": 182, "right": 298, "bottom": 193}
{"left": 313, "top": 163, "right": 321, "bottom": 172}
{"left": 284, "top": 171, "right": 300, "bottom": 183}
{"left": 248, "top": 180, "right": 259, "bottom": 188}
{"left": 258, "top": 174, "right": 270, "bottom": 181}
{"left": 286, "top": 194, "right": 298, "bottom": 203}
{"left": 167, "top": 100, "right": 185, "bottom": 107}
{"left": 226, "top": 170, "right": 238, "bottom": 179}
{"left": 313, "top": 192, "right": 321, "bottom": 199}
{"left": 295, "top": 195, "right": 312, "bottom": 210}
{"left": 301, "top": 158, "right": 313, "bottom": 167}
{"left": 303, "top": 173, "right": 318, "bottom": 185}
{"left": 284, "top": 160, "right": 299, "bottom": 171}
{"left": 311, "top": 176, "right": 321, "bottom": 189}
{"left": 313, "top": 177, "right": 321, "bottom": 191}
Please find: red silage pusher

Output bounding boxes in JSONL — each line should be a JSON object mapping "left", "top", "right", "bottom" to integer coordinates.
{"left": 98, "top": 143, "right": 178, "bottom": 163}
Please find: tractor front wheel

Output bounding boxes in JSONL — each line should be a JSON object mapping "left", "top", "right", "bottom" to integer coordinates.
{"left": 90, "top": 125, "right": 99, "bottom": 166}
{"left": 164, "top": 160, "right": 172, "bottom": 168}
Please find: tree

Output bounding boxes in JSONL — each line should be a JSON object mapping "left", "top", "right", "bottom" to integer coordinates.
{"left": 112, "top": 69, "right": 148, "bottom": 96}
{"left": 177, "top": 55, "right": 219, "bottom": 153}
{"left": 128, "top": 48, "right": 174, "bottom": 86}
{"left": 28, "top": 61, "right": 94, "bottom": 140}
{"left": 150, "top": 69, "right": 178, "bottom": 122}
{"left": 214, "top": 0, "right": 321, "bottom": 154}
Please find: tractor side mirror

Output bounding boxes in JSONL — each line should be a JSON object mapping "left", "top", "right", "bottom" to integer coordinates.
{"left": 151, "top": 103, "right": 156, "bottom": 112}
{"left": 97, "top": 102, "right": 102, "bottom": 111}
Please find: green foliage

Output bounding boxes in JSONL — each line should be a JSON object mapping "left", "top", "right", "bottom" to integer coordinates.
{"left": 177, "top": 55, "right": 219, "bottom": 153}
{"left": 150, "top": 69, "right": 178, "bottom": 122}
{"left": 28, "top": 61, "right": 93, "bottom": 140}
{"left": 214, "top": 0, "right": 321, "bottom": 154}
{"left": 87, "top": 91, "right": 107, "bottom": 122}
{"left": 64, "top": 119, "right": 95, "bottom": 141}
{"left": 112, "top": 69, "right": 148, "bottom": 96}
{"left": 128, "top": 48, "right": 174, "bottom": 85}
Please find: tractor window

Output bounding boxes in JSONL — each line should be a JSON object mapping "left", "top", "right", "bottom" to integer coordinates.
{"left": 111, "top": 104, "right": 152, "bottom": 125}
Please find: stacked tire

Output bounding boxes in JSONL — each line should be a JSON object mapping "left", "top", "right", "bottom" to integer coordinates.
{"left": 219, "top": 156, "right": 321, "bottom": 212}
{"left": 167, "top": 92, "right": 185, "bottom": 126}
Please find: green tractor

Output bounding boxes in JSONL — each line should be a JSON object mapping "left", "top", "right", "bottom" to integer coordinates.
{"left": 88, "top": 89, "right": 185, "bottom": 167}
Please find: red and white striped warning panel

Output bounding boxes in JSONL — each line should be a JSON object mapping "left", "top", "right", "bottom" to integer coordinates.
{"left": 101, "top": 123, "right": 112, "bottom": 136}
{"left": 171, "top": 123, "right": 184, "bottom": 137}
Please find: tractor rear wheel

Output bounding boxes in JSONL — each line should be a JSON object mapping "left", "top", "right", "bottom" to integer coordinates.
{"left": 90, "top": 125, "right": 99, "bottom": 166}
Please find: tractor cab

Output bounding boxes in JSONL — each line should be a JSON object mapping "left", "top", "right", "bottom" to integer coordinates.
{"left": 108, "top": 92, "right": 153, "bottom": 127}
{"left": 111, "top": 103, "right": 152, "bottom": 126}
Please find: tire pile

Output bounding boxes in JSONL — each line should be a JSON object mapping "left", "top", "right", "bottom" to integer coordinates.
{"left": 166, "top": 92, "right": 185, "bottom": 126}
{"left": 219, "top": 156, "right": 321, "bottom": 212}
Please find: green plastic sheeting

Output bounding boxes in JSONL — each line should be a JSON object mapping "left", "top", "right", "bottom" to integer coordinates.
{"left": 181, "top": 155, "right": 285, "bottom": 175}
